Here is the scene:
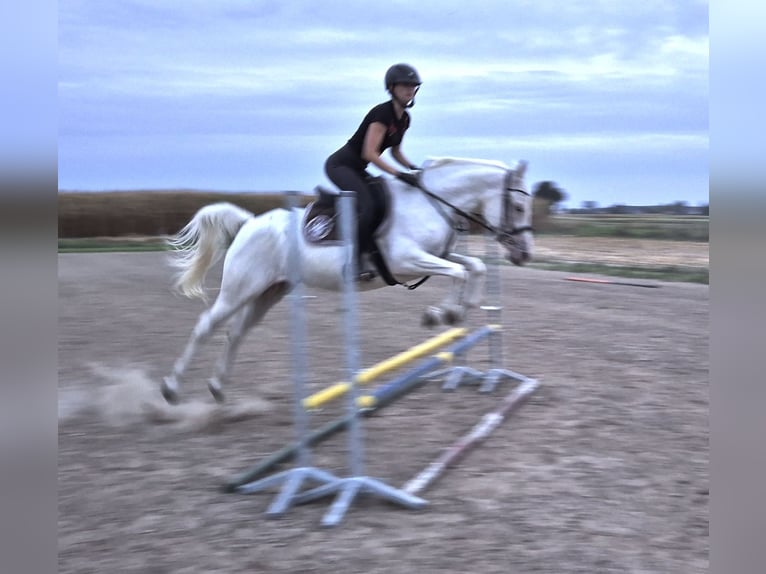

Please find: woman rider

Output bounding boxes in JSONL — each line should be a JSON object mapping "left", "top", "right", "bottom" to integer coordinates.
{"left": 324, "top": 63, "right": 423, "bottom": 279}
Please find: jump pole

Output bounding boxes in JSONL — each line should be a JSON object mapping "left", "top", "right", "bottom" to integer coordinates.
{"left": 302, "top": 326, "right": 468, "bottom": 410}
{"left": 402, "top": 376, "right": 540, "bottom": 497}
{"left": 222, "top": 325, "right": 498, "bottom": 493}
{"left": 357, "top": 325, "right": 498, "bottom": 409}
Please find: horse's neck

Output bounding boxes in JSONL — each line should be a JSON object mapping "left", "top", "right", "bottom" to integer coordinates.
{"left": 425, "top": 165, "right": 501, "bottom": 211}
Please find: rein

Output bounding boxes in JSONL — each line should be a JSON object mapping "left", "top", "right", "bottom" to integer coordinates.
{"left": 416, "top": 169, "right": 533, "bottom": 240}
{"left": 389, "top": 168, "right": 532, "bottom": 291}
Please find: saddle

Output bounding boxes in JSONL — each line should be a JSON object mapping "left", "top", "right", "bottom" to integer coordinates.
{"left": 302, "top": 177, "right": 398, "bottom": 285}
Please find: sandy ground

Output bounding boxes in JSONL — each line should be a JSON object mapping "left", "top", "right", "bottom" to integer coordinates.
{"left": 517, "top": 236, "right": 708, "bottom": 269}
{"left": 58, "top": 247, "right": 708, "bottom": 573}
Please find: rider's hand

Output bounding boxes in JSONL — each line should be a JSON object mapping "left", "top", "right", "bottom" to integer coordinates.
{"left": 396, "top": 171, "right": 421, "bottom": 188}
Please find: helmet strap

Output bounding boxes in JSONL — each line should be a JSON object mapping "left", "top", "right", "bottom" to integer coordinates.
{"left": 390, "top": 85, "right": 419, "bottom": 109}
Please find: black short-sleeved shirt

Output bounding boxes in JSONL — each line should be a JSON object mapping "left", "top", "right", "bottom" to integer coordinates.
{"left": 344, "top": 101, "right": 410, "bottom": 167}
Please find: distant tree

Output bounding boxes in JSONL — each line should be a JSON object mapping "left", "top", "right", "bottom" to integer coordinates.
{"left": 670, "top": 200, "right": 689, "bottom": 215}
{"left": 581, "top": 200, "right": 598, "bottom": 211}
{"left": 533, "top": 181, "right": 567, "bottom": 205}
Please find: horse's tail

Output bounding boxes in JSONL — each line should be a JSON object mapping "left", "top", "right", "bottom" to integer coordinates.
{"left": 167, "top": 202, "right": 253, "bottom": 301}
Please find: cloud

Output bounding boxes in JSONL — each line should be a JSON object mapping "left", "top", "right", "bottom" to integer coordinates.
{"left": 58, "top": 0, "right": 709, "bottom": 205}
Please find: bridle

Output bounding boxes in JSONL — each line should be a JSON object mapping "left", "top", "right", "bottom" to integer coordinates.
{"left": 496, "top": 169, "right": 534, "bottom": 243}
{"left": 417, "top": 169, "right": 534, "bottom": 244}
{"left": 394, "top": 167, "right": 532, "bottom": 291}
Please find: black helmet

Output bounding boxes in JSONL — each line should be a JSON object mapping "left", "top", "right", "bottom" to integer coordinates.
{"left": 385, "top": 63, "right": 422, "bottom": 90}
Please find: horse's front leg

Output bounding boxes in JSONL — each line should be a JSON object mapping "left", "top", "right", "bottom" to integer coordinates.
{"left": 393, "top": 251, "right": 472, "bottom": 327}
{"left": 424, "top": 253, "right": 486, "bottom": 326}
{"left": 444, "top": 252, "right": 486, "bottom": 310}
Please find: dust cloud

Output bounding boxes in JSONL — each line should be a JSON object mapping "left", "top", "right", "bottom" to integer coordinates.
{"left": 58, "top": 363, "right": 272, "bottom": 432}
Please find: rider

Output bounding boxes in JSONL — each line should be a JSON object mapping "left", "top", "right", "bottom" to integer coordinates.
{"left": 324, "top": 63, "right": 423, "bottom": 279}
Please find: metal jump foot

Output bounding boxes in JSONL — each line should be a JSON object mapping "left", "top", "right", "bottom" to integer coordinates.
{"left": 438, "top": 366, "right": 486, "bottom": 391}
{"left": 292, "top": 475, "right": 428, "bottom": 527}
{"left": 479, "top": 368, "right": 530, "bottom": 393}
{"left": 236, "top": 467, "right": 341, "bottom": 516}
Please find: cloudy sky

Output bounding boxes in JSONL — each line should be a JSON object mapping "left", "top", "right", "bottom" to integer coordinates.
{"left": 58, "top": 0, "right": 708, "bottom": 208}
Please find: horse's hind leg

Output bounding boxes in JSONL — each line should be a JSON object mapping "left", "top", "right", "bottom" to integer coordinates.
{"left": 161, "top": 295, "right": 249, "bottom": 405}
{"left": 208, "top": 281, "right": 289, "bottom": 403}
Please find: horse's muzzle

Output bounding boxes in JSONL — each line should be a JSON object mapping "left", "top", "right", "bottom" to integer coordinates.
{"left": 497, "top": 231, "right": 533, "bottom": 266}
{"left": 501, "top": 237, "right": 532, "bottom": 266}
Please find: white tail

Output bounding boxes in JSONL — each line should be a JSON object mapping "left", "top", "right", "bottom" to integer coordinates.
{"left": 167, "top": 202, "right": 253, "bottom": 301}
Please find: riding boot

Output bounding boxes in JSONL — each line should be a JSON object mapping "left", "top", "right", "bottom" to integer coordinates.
{"left": 353, "top": 192, "right": 378, "bottom": 282}
{"left": 355, "top": 235, "right": 376, "bottom": 282}
{"left": 356, "top": 248, "right": 376, "bottom": 282}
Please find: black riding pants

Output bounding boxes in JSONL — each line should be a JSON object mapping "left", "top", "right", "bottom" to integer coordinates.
{"left": 324, "top": 146, "right": 384, "bottom": 256}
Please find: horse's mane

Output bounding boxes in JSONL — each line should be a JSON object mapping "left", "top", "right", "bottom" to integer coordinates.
{"left": 423, "top": 157, "right": 511, "bottom": 171}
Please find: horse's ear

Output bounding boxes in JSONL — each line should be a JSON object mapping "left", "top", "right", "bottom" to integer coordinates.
{"left": 516, "top": 160, "right": 528, "bottom": 177}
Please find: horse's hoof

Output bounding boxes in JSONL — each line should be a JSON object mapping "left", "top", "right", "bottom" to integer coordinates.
{"left": 161, "top": 380, "right": 179, "bottom": 405}
{"left": 208, "top": 382, "right": 225, "bottom": 404}
{"left": 421, "top": 306, "right": 443, "bottom": 328}
{"left": 443, "top": 308, "right": 465, "bottom": 326}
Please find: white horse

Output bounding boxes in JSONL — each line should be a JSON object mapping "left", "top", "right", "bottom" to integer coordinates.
{"left": 161, "top": 157, "right": 534, "bottom": 404}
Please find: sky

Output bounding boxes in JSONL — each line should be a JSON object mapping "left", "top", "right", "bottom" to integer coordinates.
{"left": 57, "top": 0, "right": 709, "bottom": 208}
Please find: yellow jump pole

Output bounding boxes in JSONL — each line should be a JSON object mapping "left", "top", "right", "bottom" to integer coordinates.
{"left": 302, "top": 327, "right": 468, "bottom": 409}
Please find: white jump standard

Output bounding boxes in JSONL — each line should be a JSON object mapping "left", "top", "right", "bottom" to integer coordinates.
{"left": 237, "top": 192, "right": 427, "bottom": 527}
{"left": 234, "top": 191, "right": 342, "bottom": 516}
{"left": 438, "top": 224, "right": 524, "bottom": 393}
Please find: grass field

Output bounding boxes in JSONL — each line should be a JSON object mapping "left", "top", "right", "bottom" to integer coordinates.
{"left": 540, "top": 213, "right": 709, "bottom": 242}
{"left": 465, "top": 234, "right": 708, "bottom": 284}
{"left": 59, "top": 232, "right": 709, "bottom": 285}
{"left": 58, "top": 193, "right": 709, "bottom": 284}
{"left": 59, "top": 191, "right": 708, "bottom": 242}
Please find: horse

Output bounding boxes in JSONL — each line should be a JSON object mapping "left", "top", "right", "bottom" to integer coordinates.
{"left": 160, "top": 157, "right": 534, "bottom": 404}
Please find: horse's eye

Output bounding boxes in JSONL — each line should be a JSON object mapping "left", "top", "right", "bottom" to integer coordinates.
{"left": 515, "top": 206, "right": 524, "bottom": 213}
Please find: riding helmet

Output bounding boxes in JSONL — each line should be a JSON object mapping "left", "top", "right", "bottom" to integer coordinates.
{"left": 385, "top": 63, "right": 422, "bottom": 90}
